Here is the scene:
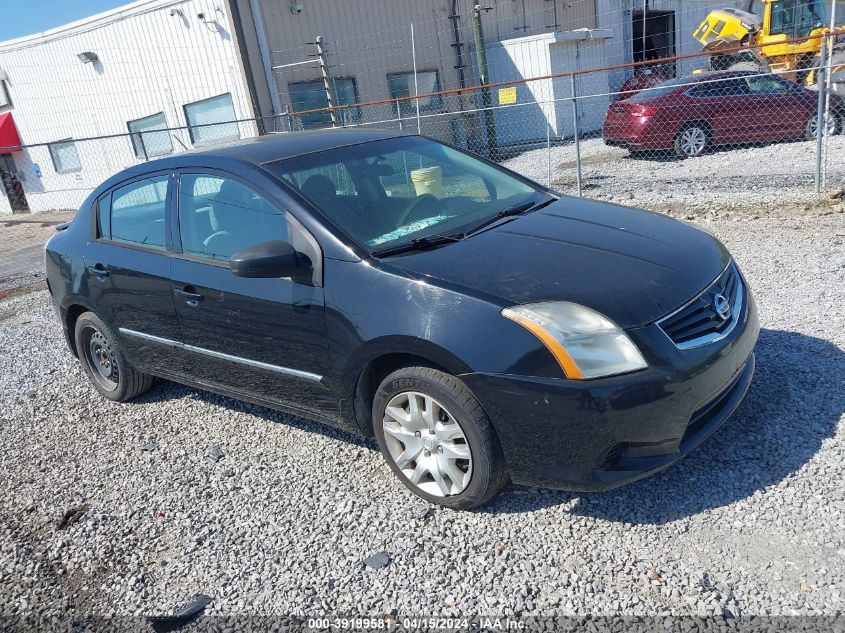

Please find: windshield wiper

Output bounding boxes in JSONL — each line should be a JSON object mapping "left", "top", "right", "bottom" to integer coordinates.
{"left": 462, "top": 197, "right": 555, "bottom": 238}
{"left": 371, "top": 196, "right": 556, "bottom": 257}
{"left": 372, "top": 233, "right": 463, "bottom": 258}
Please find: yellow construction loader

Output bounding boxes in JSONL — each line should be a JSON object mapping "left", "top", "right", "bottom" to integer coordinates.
{"left": 693, "top": 0, "right": 845, "bottom": 93}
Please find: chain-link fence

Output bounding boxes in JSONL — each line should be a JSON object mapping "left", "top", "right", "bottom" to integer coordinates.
{"left": 0, "top": 115, "right": 294, "bottom": 215}
{"left": 285, "top": 52, "right": 844, "bottom": 213}
{"left": 0, "top": 40, "right": 842, "bottom": 221}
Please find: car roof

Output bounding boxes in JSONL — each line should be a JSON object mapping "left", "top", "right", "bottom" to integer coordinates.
{"left": 179, "top": 127, "right": 409, "bottom": 165}
{"left": 671, "top": 70, "right": 763, "bottom": 86}
{"left": 634, "top": 70, "right": 769, "bottom": 96}
{"left": 89, "top": 128, "right": 410, "bottom": 202}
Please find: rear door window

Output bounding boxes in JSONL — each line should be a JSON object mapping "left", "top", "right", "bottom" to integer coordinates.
{"left": 626, "top": 77, "right": 689, "bottom": 101}
{"left": 108, "top": 176, "right": 169, "bottom": 250}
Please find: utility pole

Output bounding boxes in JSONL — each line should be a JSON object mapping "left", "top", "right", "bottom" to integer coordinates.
{"left": 471, "top": 4, "right": 498, "bottom": 159}
{"left": 312, "top": 35, "right": 339, "bottom": 127}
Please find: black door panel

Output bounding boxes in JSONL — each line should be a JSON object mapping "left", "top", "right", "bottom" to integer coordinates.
{"left": 170, "top": 258, "right": 335, "bottom": 416}
{"left": 82, "top": 242, "right": 189, "bottom": 374}
{"left": 170, "top": 170, "right": 335, "bottom": 420}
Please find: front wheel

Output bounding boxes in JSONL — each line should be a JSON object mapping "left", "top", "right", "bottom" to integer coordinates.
{"left": 74, "top": 312, "right": 153, "bottom": 402}
{"left": 373, "top": 367, "right": 507, "bottom": 510}
{"left": 674, "top": 124, "right": 710, "bottom": 158}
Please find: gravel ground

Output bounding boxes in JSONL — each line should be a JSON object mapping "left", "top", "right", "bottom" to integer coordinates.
{"left": 503, "top": 136, "right": 845, "bottom": 217}
{"left": 1, "top": 213, "right": 843, "bottom": 627}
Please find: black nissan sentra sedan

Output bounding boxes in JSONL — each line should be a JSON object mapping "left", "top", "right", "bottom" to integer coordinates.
{"left": 45, "top": 129, "right": 758, "bottom": 509}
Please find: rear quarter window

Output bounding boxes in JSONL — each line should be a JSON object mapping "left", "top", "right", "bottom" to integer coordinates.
{"left": 96, "top": 194, "right": 111, "bottom": 239}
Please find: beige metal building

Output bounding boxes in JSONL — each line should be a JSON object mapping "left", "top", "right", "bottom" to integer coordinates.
{"left": 231, "top": 0, "right": 597, "bottom": 128}
{"left": 229, "top": 0, "right": 753, "bottom": 148}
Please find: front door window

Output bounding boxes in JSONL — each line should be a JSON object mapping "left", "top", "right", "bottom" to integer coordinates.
{"left": 178, "top": 174, "right": 289, "bottom": 261}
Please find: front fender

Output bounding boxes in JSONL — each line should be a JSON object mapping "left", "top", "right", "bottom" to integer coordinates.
{"left": 324, "top": 258, "right": 565, "bottom": 433}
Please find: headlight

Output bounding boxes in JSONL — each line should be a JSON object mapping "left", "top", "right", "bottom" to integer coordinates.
{"left": 502, "top": 302, "right": 648, "bottom": 380}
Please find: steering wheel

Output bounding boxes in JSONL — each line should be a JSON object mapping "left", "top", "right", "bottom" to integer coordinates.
{"left": 396, "top": 194, "right": 439, "bottom": 227}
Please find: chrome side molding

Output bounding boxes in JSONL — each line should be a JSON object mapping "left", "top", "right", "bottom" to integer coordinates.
{"left": 118, "top": 327, "right": 322, "bottom": 382}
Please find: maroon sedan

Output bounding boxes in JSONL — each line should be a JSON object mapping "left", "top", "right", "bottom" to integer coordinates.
{"left": 603, "top": 71, "right": 843, "bottom": 158}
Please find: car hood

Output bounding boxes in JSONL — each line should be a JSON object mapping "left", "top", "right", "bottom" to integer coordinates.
{"left": 384, "top": 197, "right": 731, "bottom": 329}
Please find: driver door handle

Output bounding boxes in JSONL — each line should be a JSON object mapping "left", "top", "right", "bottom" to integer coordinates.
{"left": 174, "top": 286, "right": 204, "bottom": 308}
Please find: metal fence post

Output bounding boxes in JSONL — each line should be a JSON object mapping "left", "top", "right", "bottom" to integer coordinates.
{"left": 546, "top": 119, "right": 551, "bottom": 188}
{"left": 315, "top": 35, "right": 339, "bottom": 128}
{"left": 410, "top": 22, "right": 422, "bottom": 135}
{"left": 471, "top": 4, "right": 498, "bottom": 160}
{"left": 397, "top": 99, "right": 403, "bottom": 131}
{"left": 570, "top": 74, "right": 582, "bottom": 197}
{"left": 814, "top": 33, "right": 829, "bottom": 193}
{"left": 821, "top": 0, "right": 839, "bottom": 188}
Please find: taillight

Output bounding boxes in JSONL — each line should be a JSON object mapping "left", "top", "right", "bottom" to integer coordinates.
{"left": 629, "top": 105, "right": 657, "bottom": 117}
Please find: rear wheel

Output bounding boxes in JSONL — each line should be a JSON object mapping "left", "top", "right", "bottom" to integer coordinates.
{"left": 372, "top": 366, "right": 507, "bottom": 509}
{"left": 805, "top": 112, "right": 840, "bottom": 140}
{"left": 74, "top": 312, "right": 153, "bottom": 402}
{"left": 674, "top": 123, "right": 710, "bottom": 158}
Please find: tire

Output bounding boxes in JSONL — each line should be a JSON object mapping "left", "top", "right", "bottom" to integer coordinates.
{"left": 73, "top": 311, "right": 153, "bottom": 402}
{"left": 673, "top": 123, "right": 710, "bottom": 158}
{"left": 805, "top": 112, "right": 840, "bottom": 140}
{"left": 372, "top": 366, "right": 507, "bottom": 510}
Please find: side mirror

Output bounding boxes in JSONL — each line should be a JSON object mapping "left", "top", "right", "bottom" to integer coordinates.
{"left": 229, "top": 240, "right": 309, "bottom": 278}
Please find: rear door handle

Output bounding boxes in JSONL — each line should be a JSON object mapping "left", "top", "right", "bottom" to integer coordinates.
{"left": 87, "top": 264, "right": 109, "bottom": 279}
{"left": 174, "top": 286, "right": 204, "bottom": 308}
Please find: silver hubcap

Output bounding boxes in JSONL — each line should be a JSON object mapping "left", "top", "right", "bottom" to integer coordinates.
{"left": 680, "top": 127, "right": 707, "bottom": 156}
{"left": 810, "top": 115, "right": 836, "bottom": 137}
{"left": 382, "top": 391, "right": 472, "bottom": 497}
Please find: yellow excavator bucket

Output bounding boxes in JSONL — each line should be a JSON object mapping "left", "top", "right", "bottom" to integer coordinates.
{"left": 693, "top": 9, "right": 756, "bottom": 48}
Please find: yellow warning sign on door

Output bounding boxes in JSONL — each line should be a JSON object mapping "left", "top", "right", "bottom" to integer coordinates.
{"left": 498, "top": 87, "right": 517, "bottom": 105}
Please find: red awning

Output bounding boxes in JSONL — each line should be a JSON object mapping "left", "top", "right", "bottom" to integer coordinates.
{"left": 0, "top": 112, "right": 22, "bottom": 153}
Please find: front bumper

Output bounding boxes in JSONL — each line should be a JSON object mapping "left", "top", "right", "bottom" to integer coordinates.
{"left": 462, "top": 289, "right": 759, "bottom": 491}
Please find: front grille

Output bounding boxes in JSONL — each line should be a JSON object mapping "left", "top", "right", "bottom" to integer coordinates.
{"left": 657, "top": 262, "right": 744, "bottom": 349}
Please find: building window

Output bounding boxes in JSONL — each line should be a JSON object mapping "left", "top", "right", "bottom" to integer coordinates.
{"left": 0, "top": 82, "right": 9, "bottom": 108}
{"left": 183, "top": 93, "right": 240, "bottom": 147}
{"left": 289, "top": 78, "right": 359, "bottom": 128}
{"left": 127, "top": 112, "right": 173, "bottom": 159}
{"left": 48, "top": 139, "right": 81, "bottom": 173}
{"left": 387, "top": 71, "right": 442, "bottom": 114}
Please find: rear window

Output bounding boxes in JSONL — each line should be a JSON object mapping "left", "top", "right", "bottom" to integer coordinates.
{"left": 687, "top": 78, "right": 750, "bottom": 98}
{"left": 625, "top": 77, "right": 691, "bottom": 102}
